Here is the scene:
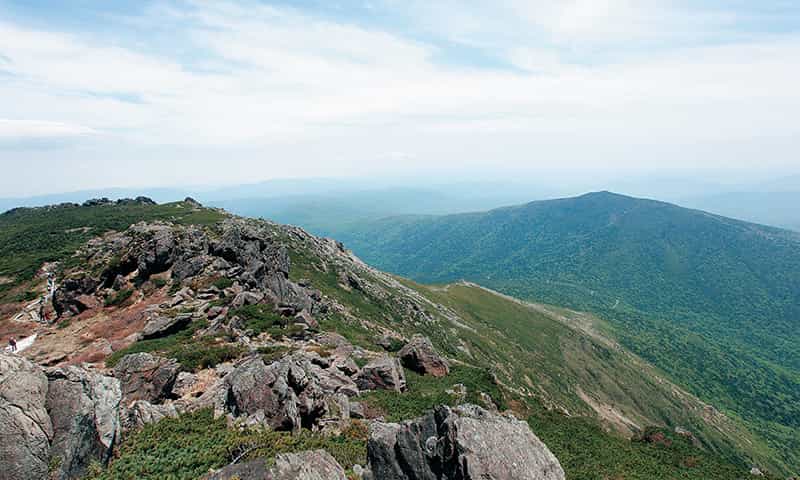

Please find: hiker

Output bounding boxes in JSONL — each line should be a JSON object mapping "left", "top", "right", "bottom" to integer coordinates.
{"left": 8, "top": 337, "right": 16, "bottom": 352}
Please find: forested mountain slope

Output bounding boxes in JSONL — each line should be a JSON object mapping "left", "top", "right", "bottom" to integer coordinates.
{"left": 332, "top": 191, "right": 800, "bottom": 471}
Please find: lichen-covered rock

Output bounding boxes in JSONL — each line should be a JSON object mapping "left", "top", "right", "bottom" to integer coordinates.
{"left": 202, "top": 450, "right": 347, "bottom": 480}
{"left": 120, "top": 400, "right": 179, "bottom": 430}
{"left": 114, "top": 353, "right": 180, "bottom": 404}
{"left": 398, "top": 335, "right": 449, "bottom": 377}
{"left": 45, "top": 366, "right": 122, "bottom": 480}
{"left": 272, "top": 450, "right": 348, "bottom": 479}
{"left": 140, "top": 313, "right": 193, "bottom": 340}
{"left": 214, "top": 352, "right": 357, "bottom": 431}
{"left": 364, "top": 404, "right": 565, "bottom": 480}
{"left": 356, "top": 355, "right": 406, "bottom": 392}
{"left": 203, "top": 458, "right": 271, "bottom": 480}
{"left": 0, "top": 353, "right": 53, "bottom": 480}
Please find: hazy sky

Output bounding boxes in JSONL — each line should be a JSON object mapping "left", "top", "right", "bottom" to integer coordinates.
{"left": 1, "top": 1, "right": 799, "bottom": 196}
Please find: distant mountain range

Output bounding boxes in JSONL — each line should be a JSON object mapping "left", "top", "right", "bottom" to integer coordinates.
{"left": 3, "top": 175, "right": 799, "bottom": 232}
{"left": 330, "top": 191, "right": 800, "bottom": 468}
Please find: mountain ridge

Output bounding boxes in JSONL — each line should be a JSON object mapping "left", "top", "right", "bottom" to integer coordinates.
{"left": 0, "top": 198, "right": 783, "bottom": 478}
{"left": 329, "top": 191, "right": 800, "bottom": 471}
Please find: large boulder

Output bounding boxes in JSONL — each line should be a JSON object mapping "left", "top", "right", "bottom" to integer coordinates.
{"left": 398, "top": 335, "right": 449, "bottom": 377}
{"left": 46, "top": 366, "right": 122, "bottom": 480}
{"left": 120, "top": 400, "right": 180, "bottom": 431}
{"left": 364, "top": 404, "right": 565, "bottom": 480}
{"left": 114, "top": 353, "right": 180, "bottom": 404}
{"left": 0, "top": 353, "right": 53, "bottom": 480}
{"left": 356, "top": 355, "right": 407, "bottom": 392}
{"left": 223, "top": 356, "right": 300, "bottom": 431}
{"left": 140, "top": 313, "right": 193, "bottom": 340}
{"left": 203, "top": 450, "right": 347, "bottom": 480}
{"left": 272, "top": 450, "right": 348, "bottom": 479}
{"left": 214, "top": 352, "right": 356, "bottom": 431}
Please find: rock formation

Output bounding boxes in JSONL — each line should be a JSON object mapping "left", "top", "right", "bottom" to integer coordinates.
{"left": 203, "top": 450, "right": 347, "bottom": 480}
{"left": 114, "top": 352, "right": 180, "bottom": 404}
{"left": 356, "top": 355, "right": 407, "bottom": 392}
{"left": 0, "top": 353, "right": 122, "bottom": 480}
{"left": 398, "top": 335, "right": 449, "bottom": 377}
{"left": 364, "top": 404, "right": 565, "bottom": 480}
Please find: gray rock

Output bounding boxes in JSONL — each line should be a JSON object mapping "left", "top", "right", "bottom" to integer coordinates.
{"left": 364, "top": 404, "right": 565, "bottom": 480}
{"left": 353, "top": 464, "right": 366, "bottom": 479}
{"left": 350, "top": 401, "right": 366, "bottom": 419}
{"left": 272, "top": 450, "right": 348, "bottom": 479}
{"left": 203, "top": 450, "right": 347, "bottom": 480}
{"left": 114, "top": 352, "right": 180, "bottom": 404}
{"left": 140, "top": 313, "right": 192, "bottom": 339}
{"left": 218, "top": 352, "right": 357, "bottom": 431}
{"left": 0, "top": 353, "right": 53, "bottom": 480}
{"left": 173, "top": 254, "right": 210, "bottom": 282}
{"left": 53, "top": 276, "right": 98, "bottom": 317}
{"left": 224, "top": 356, "right": 298, "bottom": 431}
{"left": 356, "top": 355, "right": 407, "bottom": 392}
{"left": 203, "top": 458, "right": 271, "bottom": 480}
{"left": 398, "top": 335, "right": 449, "bottom": 378}
{"left": 45, "top": 366, "right": 122, "bottom": 480}
{"left": 231, "top": 291, "right": 265, "bottom": 309}
{"left": 294, "top": 309, "right": 319, "bottom": 329}
{"left": 172, "top": 371, "right": 199, "bottom": 397}
{"left": 120, "top": 400, "right": 179, "bottom": 430}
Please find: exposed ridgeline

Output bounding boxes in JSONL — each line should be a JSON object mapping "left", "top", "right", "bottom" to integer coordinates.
{"left": 0, "top": 200, "right": 781, "bottom": 479}
{"left": 331, "top": 191, "right": 800, "bottom": 472}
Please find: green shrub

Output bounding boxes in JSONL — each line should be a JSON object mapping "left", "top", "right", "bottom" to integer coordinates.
{"left": 105, "top": 320, "right": 243, "bottom": 371}
{"left": 258, "top": 345, "right": 290, "bottom": 364}
{"left": 85, "top": 409, "right": 366, "bottom": 480}
{"left": 212, "top": 277, "right": 234, "bottom": 290}
{"left": 13, "top": 290, "right": 39, "bottom": 303}
{"left": 152, "top": 278, "right": 168, "bottom": 289}
{"left": 362, "top": 365, "right": 503, "bottom": 422}
{"left": 104, "top": 288, "right": 134, "bottom": 307}
{"left": 232, "top": 304, "right": 289, "bottom": 336}
{"left": 382, "top": 337, "right": 406, "bottom": 352}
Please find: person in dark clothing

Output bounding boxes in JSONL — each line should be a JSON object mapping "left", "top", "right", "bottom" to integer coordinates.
{"left": 8, "top": 337, "right": 17, "bottom": 352}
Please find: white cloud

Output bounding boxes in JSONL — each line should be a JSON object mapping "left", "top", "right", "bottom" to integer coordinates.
{"left": 0, "top": 119, "right": 97, "bottom": 139}
{"left": 0, "top": 0, "right": 798, "bottom": 194}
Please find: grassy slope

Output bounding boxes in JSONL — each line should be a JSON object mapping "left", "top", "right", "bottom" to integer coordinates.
{"left": 332, "top": 192, "right": 800, "bottom": 473}
{"left": 283, "top": 239, "right": 770, "bottom": 477}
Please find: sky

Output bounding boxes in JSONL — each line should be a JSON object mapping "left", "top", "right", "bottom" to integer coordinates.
{"left": 1, "top": 0, "right": 799, "bottom": 196}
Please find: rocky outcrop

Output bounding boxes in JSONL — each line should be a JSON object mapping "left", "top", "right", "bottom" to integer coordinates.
{"left": 55, "top": 218, "right": 327, "bottom": 324}
{"left": 45, "top": 366, "right": 122, "bottom": 480}
{"left": 356, "top": 355, "right": 407, "bottom": 392}
{"left": 0, "top": 354, "right": 53, "bottom": 480}
{"left": 120, "top": 400, "right": 179, "bottom": 431}
{"left": 213, "top": 353, "right": 357, "bottom": 432}
{"left": 114, "top": 352, "right": 180, "bottom": 404}
{"left": 53, "top": 276, "right": 99, "bottom": 317}
{"left": 272, "top": 450, "right": 348, "bottom": 479}
{"left": 364, "top": 404, "right": 565, "bottom": 480}
{"left": 1, "top": 353, "right": 125, "bottom": 480}
{"left": 203, "top": 450, "right": 347, "bottom": 480}
{"left": 398, "top": 335, "right": 449, "bottom": 377}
